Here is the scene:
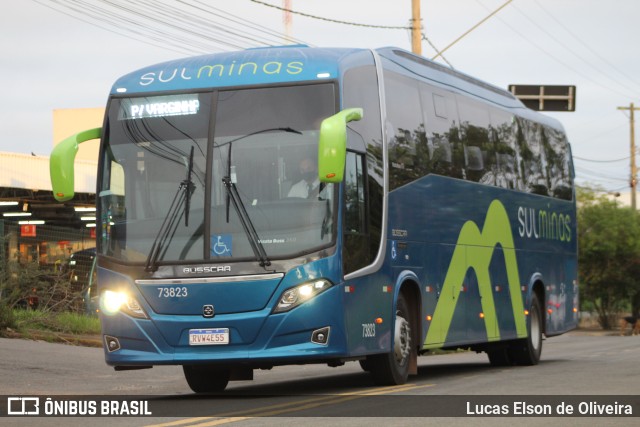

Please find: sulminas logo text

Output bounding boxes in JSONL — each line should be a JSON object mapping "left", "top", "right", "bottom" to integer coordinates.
{"left": 517, "top": 206, "right": 572, "bottom": 243}
{"left": 139, "top": 60, "right": 304, "bottom": 86}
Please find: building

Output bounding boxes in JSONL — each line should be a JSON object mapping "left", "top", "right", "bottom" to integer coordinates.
{"left": 0, "top": 108, "right": 102, "bottom": 269}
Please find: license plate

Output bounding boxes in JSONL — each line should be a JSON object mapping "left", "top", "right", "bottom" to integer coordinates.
{"left": 189, "top": 328, "right": 229, "bottom": 346}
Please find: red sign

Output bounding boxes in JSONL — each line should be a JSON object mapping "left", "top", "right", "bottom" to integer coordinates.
{"left": 21, "top": 225, "right": 36, "bottom": 237}
{"left": 90, "top": 228, "right": 96, "bottom": 239}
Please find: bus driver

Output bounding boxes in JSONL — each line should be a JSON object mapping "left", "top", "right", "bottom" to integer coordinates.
{"left": 288, "top": 157, "right": 320, "bottom": 198}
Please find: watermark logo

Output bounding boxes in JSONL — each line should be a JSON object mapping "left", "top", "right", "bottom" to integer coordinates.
{"left": 7, "top": 397, "right": 39, "bottom": 415}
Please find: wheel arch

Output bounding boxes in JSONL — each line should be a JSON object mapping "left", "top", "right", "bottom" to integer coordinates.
{"left": 531, "top": 279, "right": 546, "bottom": 335}
{"left": 394, "top": 271, "right": 422, "bottom": 375}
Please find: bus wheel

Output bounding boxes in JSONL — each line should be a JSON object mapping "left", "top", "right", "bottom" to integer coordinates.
{"left": 508, "top": 292, "right": 543, "bottom": 366}
{"left": 369, "top": 293, "right": 413, "bottom": 385}
{"left": 183, "top": 365, "right": 230, "bottom": 393}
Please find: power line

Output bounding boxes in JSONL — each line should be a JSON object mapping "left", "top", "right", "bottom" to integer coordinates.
{"left": 574, "top": 155, "right": 630, "bottom": 163}
{"left": 509, "top": 2, "right": 640, "bottom": 99}
{"left": 474, "top": 0, "right": 636, "bottom": 101}
{"left": 96, "top": 0, "right": 250, "bottom": 50}
{"left": 574, "top": 165, "right": 627, "bottom": 183}
{"left": 33, "top": 0, "right": 311, "bottom": 56}
{"left": 421, "top": 33, "right": 454, "bottom": 68}
{"left": 186, "top": 0, "right": 310, "bottom": 46}
{"left": 95, "top": 0, "right": 274, "bottom": 50}
{"left": 432, "top": 0, "right": 513, "bottom": 61}
{"left": 249, "top": 0, "right": 412, "bottom": 30}
{"left": 33, "top": 0, "right": 198, "bottom": 55}
{"left": 532, "top": 0, "right": 640, "bottom": 95}
{"left": 43, "top": 0, "right": 243, "bottom": 53}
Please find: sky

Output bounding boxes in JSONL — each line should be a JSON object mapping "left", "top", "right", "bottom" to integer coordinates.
{"left": 2, "top": 0, "right": 640, "bottom": 193}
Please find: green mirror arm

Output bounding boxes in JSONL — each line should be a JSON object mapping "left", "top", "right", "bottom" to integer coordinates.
{"left": 338, "top": 108, "right": 363, "bottom": 124}
{"left": 50, "top": 127, "right": 102, "bottom": 201}
{"left": 318, "top": 108, "right": 363, "bottom": 183}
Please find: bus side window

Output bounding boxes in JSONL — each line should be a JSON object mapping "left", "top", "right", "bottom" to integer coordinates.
{"left": 517, "top": 118, "right": 549, "bottom": 196}
{"left": 385, "top": 72, "right": 424, "bottom": 189}
{"left": 343, "top": 151, "right": 369, "bottom": 274}
{"left": 490, "top": 110, "right": 518, "bottom": 190}
{"left": 344, "top": 151, "right": 366, "bottom": 233}
{"left": 420, "top": 85, "right": 461, "bottom": 179}
{"left": 457, "top": 95, "right": 494, "bottom": 183}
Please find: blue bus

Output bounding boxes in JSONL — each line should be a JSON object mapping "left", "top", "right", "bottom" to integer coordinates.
{"left": 50, "top": 46, "right": 577, "bottom": 392}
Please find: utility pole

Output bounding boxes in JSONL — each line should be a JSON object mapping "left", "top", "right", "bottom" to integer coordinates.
{"left": 283, "top": 0, "right": 292, "bottom": 43}
{"left": 618, "top": 103, "right": 640, "bottom": 210}
{"left": 411, "top": 0, "right": 422, "bottom": 55}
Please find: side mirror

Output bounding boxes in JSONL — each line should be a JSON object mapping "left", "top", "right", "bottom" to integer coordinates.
{"left": 50, "top": 128, "right": 102, "bottom": 201}
{"left": 318, "top": 108, "right": 363, "bottom": 183}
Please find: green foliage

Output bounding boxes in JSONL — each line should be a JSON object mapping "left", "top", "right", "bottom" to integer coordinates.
{"left": 54, "top": 312, "right": 101, "bottom": 335}
{"left": 0, "top": 259, "right": 86, "bottom": 317}
{"left": 577, "top": 186, "right": 640, "bottom": 328}
{"left": 11, "top": 309, "right": 100, "bottom": 335}
{"left": 0, "top": 302, "right": 16, "bottom": 330}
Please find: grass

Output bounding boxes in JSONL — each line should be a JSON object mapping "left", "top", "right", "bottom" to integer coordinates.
{"left": 9, "top": 309, "right": 101, "bottom": 335}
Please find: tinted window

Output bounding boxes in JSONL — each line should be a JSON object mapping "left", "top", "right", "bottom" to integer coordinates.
{"left": 457, "top": 96, "right": 493, "bottom": 183}
{"left": 490, "top": 109, "right": 519, "bottom": 190}
{"left": 544, "top": 126, "right": 573, "bottom": 200}
{"left": 516, "top": 118, "right": 548, "bottom": 196}
{"left": 343, "top": 151, "right": 370, "bottom": 273}
{"left": 419, "top": 85, "right": 464, "bottom": 179}
{"left": 343, "top": 64, "right": 384, "bottom": 267}
{"left": 384, "top": 72, "right": 424, "bottom": 189}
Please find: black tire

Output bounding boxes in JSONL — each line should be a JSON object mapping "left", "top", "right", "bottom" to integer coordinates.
{"left": 487, "top": 347, "right": 512, "bottom": 366}
{"left": 183, "top": 365, "right": 230, "bottom": 393}
{"left": 508, "top": 292, "right": 543, "bottom": 365}
{"left": 358, "top": 359, "right": 371, "bottom": 372}
{"left": 368, "top": 293, "right": 414, "bottom": 385}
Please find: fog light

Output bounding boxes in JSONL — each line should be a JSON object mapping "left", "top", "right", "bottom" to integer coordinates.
{"left": 311, "top": 327, "right": 330, "bottom": 345}
{"left": 105, "top": 335, "right": 121, "bottom": 352}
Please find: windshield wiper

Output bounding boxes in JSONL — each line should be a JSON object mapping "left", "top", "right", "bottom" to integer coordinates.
{"left": 217, "top": 128, "right": 302, "bottom": 269}
{"left": 215, "top": 128, "right": 302, "bottom": 151}
{"left": 145, "top": 147, "right": 196, "bottom": 272}
{"left": 184, "top": 146, "right": 195, "bottom": 227}
{"left": 219, "top": 128, "right": 301, "bottom": 224}
{"left": 222, "top": 177, "right": 271, "bottom": 268}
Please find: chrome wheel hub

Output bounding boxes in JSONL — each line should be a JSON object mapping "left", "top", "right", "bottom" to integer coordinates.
{"left": 394, "top": 313, "right": 411, "bottom": 365}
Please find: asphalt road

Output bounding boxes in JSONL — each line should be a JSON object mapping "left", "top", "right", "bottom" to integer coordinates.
{"left": 1, "top": 330, "right": 638, "bottom": 426}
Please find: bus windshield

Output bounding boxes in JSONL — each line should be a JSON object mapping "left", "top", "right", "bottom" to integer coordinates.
{"left": 99, "top": 83, "right": 337, "bottom": 265}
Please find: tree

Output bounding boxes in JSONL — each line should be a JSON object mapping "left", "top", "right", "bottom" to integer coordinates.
{"left": 577, "top": 187, "right": 640, "bottom": 328}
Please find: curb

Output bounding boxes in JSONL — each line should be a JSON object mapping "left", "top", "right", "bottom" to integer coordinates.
{"left": 1, "top": 329, "right": 103, "bottom": 348}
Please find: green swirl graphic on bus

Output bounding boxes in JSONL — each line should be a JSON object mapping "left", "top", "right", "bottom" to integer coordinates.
{"left": 424, "top": 200, "right": 527, "bottom": 348}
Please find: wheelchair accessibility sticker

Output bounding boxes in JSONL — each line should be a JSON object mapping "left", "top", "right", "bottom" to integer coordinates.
{"left": 211, "top": 234, "right": 232, "bottom": 257}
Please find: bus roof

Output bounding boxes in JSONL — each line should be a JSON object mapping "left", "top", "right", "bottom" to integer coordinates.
{"left": 376, "top": 47, "right": 565, "bottom": 131}
{"left": 110, "top": 46, "right": 366, "bottom": 95}
{"left": 110, "top": 45, "right": 564, "bottom": 132}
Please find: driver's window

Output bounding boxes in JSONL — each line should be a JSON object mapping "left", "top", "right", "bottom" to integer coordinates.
{"left": 343, "top": 151, "right": 369, "bottom": 274}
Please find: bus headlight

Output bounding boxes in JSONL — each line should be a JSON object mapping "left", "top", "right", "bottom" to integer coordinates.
{"left": 101, "top": 290, "right": 148, "bottom": 319}
{"left": 273, "top": 279, "right": 333, "bottom": 313}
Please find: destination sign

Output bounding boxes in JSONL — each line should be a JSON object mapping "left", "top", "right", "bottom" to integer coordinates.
{"left": 119, "top": 95, "right": 200, "bottom": 120}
